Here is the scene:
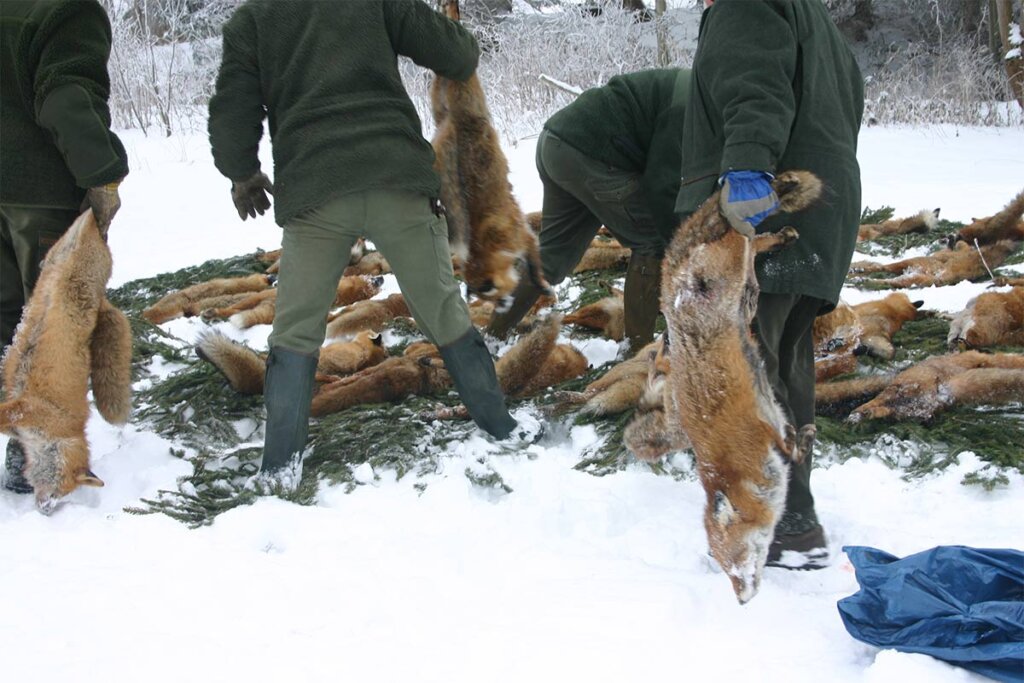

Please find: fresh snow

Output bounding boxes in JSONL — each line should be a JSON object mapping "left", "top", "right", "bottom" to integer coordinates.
{"left": 2, "top": 123, "right": 1023, "bottom": 682}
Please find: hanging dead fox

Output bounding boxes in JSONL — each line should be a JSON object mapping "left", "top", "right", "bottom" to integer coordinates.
{"left": 430, "top": 0, "right": 552, "bottom": 302}
{"left": 0, "top": 210, "right": 132, "bottom": 513}
{"left": 661, "top": 170, "right": 820, "bottom": 604}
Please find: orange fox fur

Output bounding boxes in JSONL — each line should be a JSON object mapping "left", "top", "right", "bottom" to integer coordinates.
{"left": 951, "top": 189, "right": 1024, "bottom": 246}
{"left": 857, "top": 208, "right": 939, "bottom": 242}
{"left": 623, "top": 337, "right": 691, "bottom": 463}
{"left": 343, "top": 250, "right": 391, "bottom": 278}
{"left": 203, "top": 275, "right": 383, "bottom": 329}
{"left": 563, "top": 292, "right": 625, "bottom": 341}
{"left": 493, "top": 315, "right": 587, "bottom": 398}
{"left": 947, "top": 286, "right": 1024, "bottom": 350}
{"left": 848, "top": 351, "right": 1024, "bottom": 423}
{"left": 573, "top": 239, "right": 631, "bottom": 273}
{"left": 142, "top": 273, "right": 273, "bottom": 324}
{"left": 196, "top": 330, "right": 389, "bottom": 395}
{"left": 310, "top": 342, "right": 449, "bottom": 417}
{"left": 849, "top": 239, "right": 1019, "bottom": 288}
{"left": 814, "top": 375, "right": 894, "bottom": 419}
{"left": 552, "top": 340, "right": 660, "bottom": 416}
{"left": 852, "top": 292, "right": 923, "bottom": 359}
{"left": 661, "top": 170, "right": 820, "bottom": 603}
{"left": 990, "top": 276, "right": 1024, "bottom": 288}
{"left": 430, "top": 0, "right": 551, "bottom": 302}
{"left": 0, "top": 211, "right": 132, "bottom": 513}
{"left": 325, "top": 293, "right": 411, "bottom": 339}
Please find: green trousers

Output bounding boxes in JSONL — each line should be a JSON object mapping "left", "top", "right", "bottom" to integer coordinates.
{"left": 0, "top": 205, "right": 79, "bottom": 354}
{"left": 270, "top": 189, "right": 471, "bottom": 354}
{"left": 752, "top": 292, "right": 825, "bottom": 536}
{"left": 535, "top": 129, "right": 665, "bottom": 284}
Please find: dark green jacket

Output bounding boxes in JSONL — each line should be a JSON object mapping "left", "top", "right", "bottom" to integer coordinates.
{"left": 674, "top": 0, "right": 863, "bottom": 306}
{"left": 545, "top": 68, "right": 690, "bottom": 238}
{"left": 0, "top": 0, "right": 128, "bottom": 208}
{"left": 208, "top": 0, "right": 479, "bottom": 226}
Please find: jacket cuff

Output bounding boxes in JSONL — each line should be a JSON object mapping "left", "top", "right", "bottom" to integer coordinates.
{"left": 720, "top": 141, "right": 776, "bottom": 176}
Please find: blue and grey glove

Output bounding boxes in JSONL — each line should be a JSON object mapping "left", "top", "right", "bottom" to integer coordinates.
{"left": 718, "top": 170, "right": 779, "bottom": 238}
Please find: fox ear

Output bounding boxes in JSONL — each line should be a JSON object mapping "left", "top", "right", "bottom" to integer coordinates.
{"left": 76, "top": 470, "right": 104, "bottom": 487}
{"left": 912, "top": 300, "right": 924, "bottom": 309}
{"left": 713, "top": 490, "right": 737, "bottom": 527}
{"left": 369, "top": 332, "right": 383, "bottom": 345}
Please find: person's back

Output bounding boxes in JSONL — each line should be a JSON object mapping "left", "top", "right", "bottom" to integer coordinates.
{"left": 209, "top": 0, "right": 478, "bottom": 226}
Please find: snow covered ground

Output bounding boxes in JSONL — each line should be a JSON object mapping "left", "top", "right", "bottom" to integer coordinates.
{"left": 1, "top": 123, "right": 1023, "bottom": 682}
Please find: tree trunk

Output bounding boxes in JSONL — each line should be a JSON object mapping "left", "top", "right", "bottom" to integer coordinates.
{"left": 995, "top": 0, "right": 1024, "bottom": 110}
{"left": 655, "top": 0, "right": 669, "bottom": 67}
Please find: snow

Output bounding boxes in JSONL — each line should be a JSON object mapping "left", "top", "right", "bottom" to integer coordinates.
{"left": 2, "top": 120, "right": 1023, "bottom": 681}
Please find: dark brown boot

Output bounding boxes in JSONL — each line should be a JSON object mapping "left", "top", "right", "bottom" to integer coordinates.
{"left": 623, "top": 251, "right": 662, "bottom": 351}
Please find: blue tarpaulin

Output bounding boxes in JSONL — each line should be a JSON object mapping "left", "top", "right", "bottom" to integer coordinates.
{"left": 838, "top": 545, "right": 1024, "bottom": 682}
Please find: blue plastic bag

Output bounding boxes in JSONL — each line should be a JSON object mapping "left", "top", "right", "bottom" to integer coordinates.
{"left": 838, "top": 545, "right": 1024, "bottom": 682}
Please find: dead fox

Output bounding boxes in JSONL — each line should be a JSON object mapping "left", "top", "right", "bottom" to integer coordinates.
{"left": 430, "top": 0, "right": 551, "bottom": 302}
{"left": 662, "top": 170, "right": 819, "bottom": 604}
{"left": 310, "top": 342, "right": 449, "bottom": 417}
{"left": 552, "top": 340, "right": 661, "bottom": 416}
{"left": 206, "top": 275, "right": 383, "bottom": 330}
{"left": 623, "top": 336, "right": 692, "bottom": 463}
{"left": 0, "top": 211, "right": 132, "bottom": 513}
{"left": 991, "top": 276, "right": 1024, "bottom": 287}
{"left": 949, "top": 189, "right": 1024, "bottom": 246}
{"left": 849, "top": 239, "right": 1019, "bottom": 289}
{"left": 852, "top": 292, "right": 924, "bottom": 359}
{"left": 857, "top": 208, "right": 939, "bottom": 242}
{"left": 325, "top": 293, "right": 411, "bottom": 339}
{"left": 814, "top": 375, "right": 894, "bottom": 419}
{"left": 493, "top": 315, "right": 588, "bottom": 398}
{"left": 947, "top": 286, "right": 1024, "bottom": 350}
{"left": 572, "top": 239, "right": 631, "bottom": 274}
{"left": 343, "top": 250, "right": 391, "bottom": 278}
{"left": 196, "top": 329, "right": 389, "bottom": 395}
{"left": 848, "top": 351, "right": 1024, "bottom": 423}
{"left": 142, "top": 273, "right": 273, "bottom": 324}
{"left": 563, "top": 289, "right": 625, "bottom": 341}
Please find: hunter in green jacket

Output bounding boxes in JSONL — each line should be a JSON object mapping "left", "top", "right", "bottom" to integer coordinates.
{"left": 674, "top": 0, "right": 864, "bottom": 568}
{"left": 489, "top": 68, "right": 690, "bottom": 350}
{"left": 1, "top": 0, "right": 128, "bottom": 494}
{"left": 208, "top": 0, "right": 520, "bottom": 482}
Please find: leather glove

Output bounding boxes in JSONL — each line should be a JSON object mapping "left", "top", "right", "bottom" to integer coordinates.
{"left": 81, "top": 180, "right": 122, "bottom": 237}
{"left": 718, "top": 170, "right": 779, "bottom": 238}
{"left": 231, "top": 172, "right": 274, "bottom": 220}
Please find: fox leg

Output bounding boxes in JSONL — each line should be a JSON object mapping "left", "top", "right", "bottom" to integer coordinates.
{"left": 752, "top": 226, "right": 800, "bottom": 254}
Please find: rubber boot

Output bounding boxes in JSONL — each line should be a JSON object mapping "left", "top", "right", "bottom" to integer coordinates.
{"left": 261, "top": 346, "right": 318, "bottom": 474}
{"left": 485, "top": 277, "right": 546, "bottom": 340}
{"left": 439, "top": 328, "right": 517, "bottom": 439}
{"left": 2, "top": 439, "right": 33, "bottom": 494}
{"left": 623, "top": 251, "right": 663, "bottom": 351}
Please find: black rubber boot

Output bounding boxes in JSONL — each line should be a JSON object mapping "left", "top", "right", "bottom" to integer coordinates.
{"left": 261, "top": 346, "right": 318, "bottom": 474}
{"left": 439, "top": 328, "right": 517, "bottom": 439}
{"left": 623, "top": 251, "right": 663, "bottom": 351}
{"left": 485, "top": 277, "right": 546, "bottom": 340}
{"left": 3, "top": 439, "right": 33, "bottom": 494}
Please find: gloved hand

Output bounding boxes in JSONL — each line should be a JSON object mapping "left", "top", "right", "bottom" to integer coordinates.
{"left": 718, "top": 170, "right": 779, "bottom": 238}
{"left": 231, "top": 172, "right": 273, "bottom": 220}
{"left": 80, "top": 180, "right": 122, "bottom": 237}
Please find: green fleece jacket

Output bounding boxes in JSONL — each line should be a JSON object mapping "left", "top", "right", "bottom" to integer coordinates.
{"left": 0, "top": 0, "right": 128, "bottom": 208}
{"left": 674, "top": 0, "right": 864, "bottom": 307}
{"left": 208, "top": 0, "right": 479, "bottom": 226}
{"left": 544, "top": 68, "right": 690, "bottom": 237}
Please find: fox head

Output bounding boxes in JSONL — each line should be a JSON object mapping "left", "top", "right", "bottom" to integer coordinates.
{"left": 21, "top": 435, "right": 104, "bottom": 515}
{"left": 704, "top": 447, "right": 788, "bottom": 604}
{"left": 353, "top": 331, "right": 387, "bottom": 363}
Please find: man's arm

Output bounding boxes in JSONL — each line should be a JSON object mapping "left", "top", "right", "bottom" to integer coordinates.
{"left": 208, "top": 12, "right": 265, "bottom": 183}
{"left": 32, "top": 0, "right": 128, "bottom": 191}
{"left": 697, "top": 0, "right": 797, "bottom": 174}
{"left": 383, "top": 0, "right": 479, "bottom": 82}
